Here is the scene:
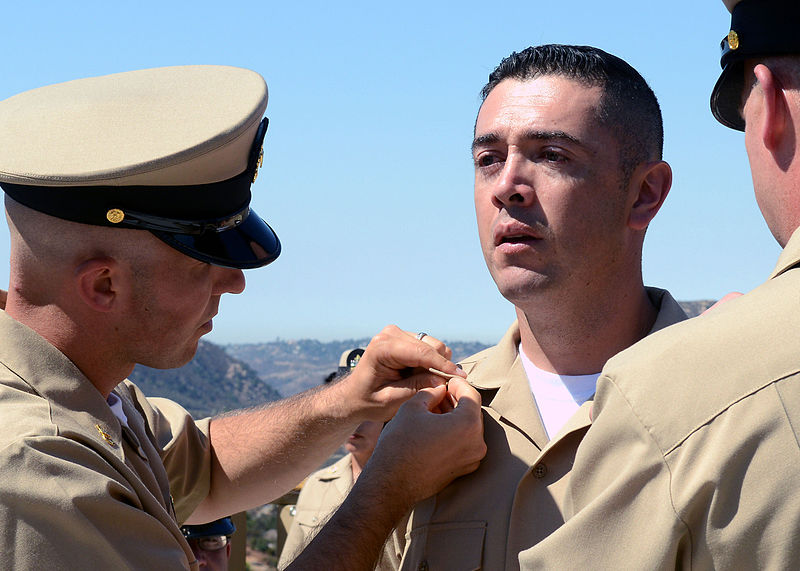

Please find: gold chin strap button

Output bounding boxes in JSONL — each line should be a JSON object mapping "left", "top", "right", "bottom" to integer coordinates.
{"left": 106, "top": 208, "right": 125, "bottom": 224}
{"left": 728, "top": 30, "right": 740, "bottom": 51}
{"left": 95, "top": 424, "right": 117, "bottom": 448}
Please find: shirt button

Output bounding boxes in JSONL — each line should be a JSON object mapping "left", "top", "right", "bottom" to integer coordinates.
{"left": 418, "top": 561, "right": 429, "bottom": 571}
{"left": 533, "top": 463, "right": 547, "bottom": 478}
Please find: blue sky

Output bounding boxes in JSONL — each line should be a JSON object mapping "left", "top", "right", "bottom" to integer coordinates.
{"left": 0, "top": 1, "right": 778, "bottom": 344}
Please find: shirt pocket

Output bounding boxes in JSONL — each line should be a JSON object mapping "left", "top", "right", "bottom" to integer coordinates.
{"left": 400, "top": 520, "right": 487, "bottom": 571}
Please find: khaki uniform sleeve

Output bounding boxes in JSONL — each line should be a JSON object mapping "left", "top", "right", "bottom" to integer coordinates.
{"left": 518, "top": 375, "right": 691, "bottom": 570}
{"left": 0, "top": 435, "right": 191, "bottom": 570}
{"left": 125, "top": 382, "right": 212, "bottom": 524}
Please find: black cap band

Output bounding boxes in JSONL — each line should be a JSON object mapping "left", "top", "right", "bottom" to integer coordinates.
{"left": 1, "top": 118, "right": 280, "bottom": 269}
{"left": 0, "top": 170, "right": 253, "bottom": 230}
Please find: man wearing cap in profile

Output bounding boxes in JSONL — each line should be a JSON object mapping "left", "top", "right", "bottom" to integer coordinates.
{"left": 181, "top": 518, "right": 236, "bottom": 571}
{"left": 0, "top": 66, "right": 486, "bottom": 570}
{"left": 515, "top": 1, "right": 800, "bottom": 568}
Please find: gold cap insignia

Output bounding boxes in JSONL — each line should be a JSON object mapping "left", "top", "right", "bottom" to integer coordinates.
{"left": 728, "top": 30, "right": 740, "bottom": 50}
{"left": 106, "top": 208, "right": 125, "bottom": 224}
{"left": 95, "top": 424, "right": 117, "bottom": 447}
{"left": 252, "top": 146, "right": 264, "bottom": 183}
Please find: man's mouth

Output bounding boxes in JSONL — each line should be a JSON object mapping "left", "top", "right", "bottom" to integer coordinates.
{"left": 499, "top": 234, "right": 538, "bottom": 245}
{"left": 494, "top": 222, "right": 543, "bottom": 247}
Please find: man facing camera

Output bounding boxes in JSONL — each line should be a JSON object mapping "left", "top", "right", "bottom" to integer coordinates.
{"left": 393, "top": 44, "right": 686, "bottom": 571}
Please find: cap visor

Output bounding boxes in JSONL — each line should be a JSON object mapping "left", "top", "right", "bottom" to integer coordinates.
{"left": 153, "top": 209, "right": 281, "bottom": 269}
{"left": 711, "top": 63, "right": 746, "bottom": 131}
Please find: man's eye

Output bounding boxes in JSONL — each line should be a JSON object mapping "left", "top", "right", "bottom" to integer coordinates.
{"left": 543, "top": 150, "right": 565, "bottom": 163}
{"left": 475, "top": 154, "right": 502, "bottom": 168}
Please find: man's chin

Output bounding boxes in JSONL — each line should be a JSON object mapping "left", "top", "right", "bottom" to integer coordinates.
{"left": 495, "top": 272, "right": 553, "bottom": 302}
{"left": 140, "top": 341, "right": 201, "bottom": 371}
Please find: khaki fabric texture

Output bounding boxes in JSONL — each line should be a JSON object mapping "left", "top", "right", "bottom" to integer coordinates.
{"left": 518, "top": 229, "right": 800, "bottom": 569}
{"left": 279, "top": 454, "right": 354, "bottom": 568}
{"left": 395, "top": 288, "right": 687, "bottom": 571}
{"left": 279, "top": 453, "right": 403, "bottom": 571}
{"left": 0, "top": 310, "right": 212, "bottom": 570}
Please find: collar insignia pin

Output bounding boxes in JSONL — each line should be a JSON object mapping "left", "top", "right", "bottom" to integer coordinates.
{"left": 95, "top": 424, "right": 117, "bottom": 447}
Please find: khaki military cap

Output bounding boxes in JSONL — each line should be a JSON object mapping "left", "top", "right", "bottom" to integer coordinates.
{"left": 0, "top": 65, "right": 280, "bottom": 269}
{"left": 711, "top": 0, "right": 800, "bottom": 131}
{"left": 339, "top": 347, "right": 365, "bottom": 372}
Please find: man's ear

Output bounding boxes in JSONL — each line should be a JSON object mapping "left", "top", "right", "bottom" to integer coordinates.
{"left": 74, "top": 257, "right": 120, "bottom": 312}
{"left": 627, "top": 160, "right": 672, "bottom": 231}
{"left": 753, "top": 64, "right": 789, "bottom": 157}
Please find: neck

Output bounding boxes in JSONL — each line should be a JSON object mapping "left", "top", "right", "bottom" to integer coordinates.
{"left": 351, "top": 453, "right": 367, "bottom": 481}
{"left": 5, "top": 292, "right": 132, "bottom": 397}
{"left": 516, "top": 278, "right": 656, "bottom": 375}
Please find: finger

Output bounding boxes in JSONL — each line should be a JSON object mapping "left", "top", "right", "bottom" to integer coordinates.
{"left": 419, "top": 334, "right": 452, "bottom": 360}
{"left": 437, "top": 387, "right": 455, "bottom": 413}
{"left": 368, "top": 326, "right": 457, "bottom": 371}
{"left": 411, "top": 384, "right": 448, "bottom": 412}
{"left": 391, "top": 341, "right": 463, "bottom": 378}
{"left": 402, "top": 329, "right": 453, "bottom": 360}
{"left": 447, "top": 378, "right": 481, "bottom": 411}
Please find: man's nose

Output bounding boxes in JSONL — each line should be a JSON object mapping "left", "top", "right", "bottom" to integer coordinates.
{"left": 493, "top": 154, "right": 536, "bottom": 207}
{"left": 213, "top": 267, "right": 246, "bottom": 295}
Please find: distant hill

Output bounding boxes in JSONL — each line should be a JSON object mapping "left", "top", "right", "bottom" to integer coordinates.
{"left": 225, "top": 339, "right": 492, "bottom": 397}
{"left": 128, "top": 340, "right": 282, "bottom": 418}
{"left": 678, "top": 299, "right": 715, "bottom": 317}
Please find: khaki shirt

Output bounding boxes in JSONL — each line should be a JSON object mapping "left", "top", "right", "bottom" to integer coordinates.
{"left": 397, "top": 288, "right": 687, "bottom": 571}
{"left": 519, "top": 231, "right": 800, "bottom": 569}
{"left": 0, "top": 310, "right": 212, "bottom": 570}
{"left": 279, "top": 454, "right": 354, "bottom": 568}
{"left": 280, "top": 453, "right": 405, "bottom": 571}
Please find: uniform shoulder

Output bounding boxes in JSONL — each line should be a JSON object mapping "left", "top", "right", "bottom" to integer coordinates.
{"left": 598, "top": 275, "right": 800, "bottom": 451}
{"left": 0, "top": 372, "right": 57, "bottom": 449}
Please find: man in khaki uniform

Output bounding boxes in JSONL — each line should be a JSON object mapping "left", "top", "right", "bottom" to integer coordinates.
{"left": 0, "top": 66, "right": 486, "bottom": 570}
{"left": 181, "top": 518, "right": 236, "bottom": 571}
{"left": 517, "top": 1, "right": 800, "bottom": 568}
{"left": 395, "top": 45, "right": 687, "bottom": 570}
{"left": 281, "top": 349, "right": 402, "bottom": 570}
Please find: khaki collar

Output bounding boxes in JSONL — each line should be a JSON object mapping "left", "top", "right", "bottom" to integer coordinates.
{"left": 770, "top": 226, "right": 800, "bottom": 280}
{"left": 459, "top": 287, "right": 687, "bottom": 447}
{"left": 0, "top": 310, "right": 124, "bottom": 456}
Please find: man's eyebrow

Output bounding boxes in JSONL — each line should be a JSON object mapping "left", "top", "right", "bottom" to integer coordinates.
{"left": 471, "top": 130, "right": 583, "bottom": 154}
{"left": 471, "top": 133, "right": 499, "bottom": 153}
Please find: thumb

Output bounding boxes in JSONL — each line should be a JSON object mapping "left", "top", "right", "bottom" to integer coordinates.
{"left": 409, "top": 384, "right": 447, "bottom": 412}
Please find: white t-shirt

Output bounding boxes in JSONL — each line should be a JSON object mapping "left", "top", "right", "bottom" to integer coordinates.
{"left": 519, "top": 344, "right": 598, "bottom": 439}
{"left": 107, "top": 392, "right": 129, "bottom": 427}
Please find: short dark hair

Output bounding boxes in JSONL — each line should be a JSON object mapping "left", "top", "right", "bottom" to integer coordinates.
{"left": 480, "top": 44, "right": 663, "bottom": 178}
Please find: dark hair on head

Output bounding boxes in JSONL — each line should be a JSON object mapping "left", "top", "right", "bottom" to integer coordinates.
{"left": 481, "top": 44, "right": 663, "bottom": 178}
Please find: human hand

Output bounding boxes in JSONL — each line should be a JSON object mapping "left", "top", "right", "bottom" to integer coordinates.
{"left": 334, "top": 325, "right": 466, "bottom": 422}
{"left": 365, "top": 377, "right": 486, "bottom": 506}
